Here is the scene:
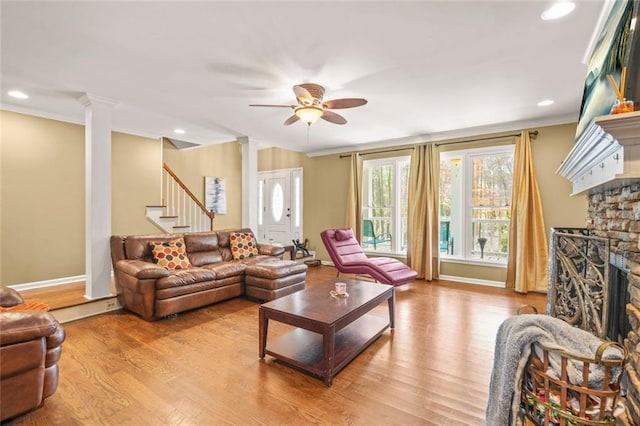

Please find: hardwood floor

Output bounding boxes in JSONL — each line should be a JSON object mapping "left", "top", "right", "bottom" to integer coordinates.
{"left": 19, "top": 281, "right": 116, "bottom": 310}
{"left": 6, "top": 266, "right": 545, "bottom": 425}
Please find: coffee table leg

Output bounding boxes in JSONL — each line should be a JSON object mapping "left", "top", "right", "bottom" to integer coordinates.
{"left": 388, "top": 289, "right": 396, "bottom": 329}
{"left": 323, "top": 325, "right": 335, "bottom": 386}
{"left": 259, "top": 308, "right": 268, "bottom": 358}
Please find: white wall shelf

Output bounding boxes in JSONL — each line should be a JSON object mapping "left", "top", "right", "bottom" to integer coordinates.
{"left": 558, "top": 111, "right": 640, "bottom": 195}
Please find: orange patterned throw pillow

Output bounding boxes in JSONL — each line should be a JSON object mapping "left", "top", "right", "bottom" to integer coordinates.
{"left": 0, "top": 302, "right": 49, "bottom": 312}
{"left": 149, "top": 238, "right": 192, "bottom": 270}
{"left": 230, "top": 232, "right": 259, "bottom": 260}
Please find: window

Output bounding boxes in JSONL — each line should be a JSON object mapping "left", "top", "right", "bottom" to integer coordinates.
{"left": 439, "top": 146, "right": 514, "bottom": 263}
{"left": 362, "top": 156, "right": 410, "bottom": 254}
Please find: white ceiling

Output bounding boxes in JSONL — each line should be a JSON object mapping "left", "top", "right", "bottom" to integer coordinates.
{"left": 1, "top": 1, "right": 605, "bottom": 156}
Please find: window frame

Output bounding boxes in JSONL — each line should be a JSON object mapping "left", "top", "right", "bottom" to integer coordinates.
{"left": 361, "top": 155, "right": 411, "bottom": 256}
{"left": 439, "top": 144, "right": 515, "bottom": 265}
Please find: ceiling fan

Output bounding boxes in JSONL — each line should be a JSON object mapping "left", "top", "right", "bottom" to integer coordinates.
{"left": 250, "top": 83, "right": 367, "bottom": 126}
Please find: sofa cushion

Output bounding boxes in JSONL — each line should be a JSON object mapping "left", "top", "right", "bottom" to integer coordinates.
{"left": 185, "top": 232, "right": 224, "bottom": 267}
{"left": 230, "top": 232, "right": 258, "bottom": 260}
{"left": 245, "top": 260, "right": 308, "bottom": 279}
{"left": 202, "top": 262, "right": 246, "bottom": 279}
{"left": 155, "top": 268, "right": 217, "bottom": 290}
{"left": 149, "top": 239, "right": 192, "bottom": 270}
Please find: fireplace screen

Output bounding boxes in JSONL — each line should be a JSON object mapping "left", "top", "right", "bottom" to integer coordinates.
{"left": 547, "top": 228, "right": 610, "bottom": 339}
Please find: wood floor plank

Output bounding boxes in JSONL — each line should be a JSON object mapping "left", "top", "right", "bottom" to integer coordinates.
{"left": 4, "top": 266, "right": 546, "bottom": 425}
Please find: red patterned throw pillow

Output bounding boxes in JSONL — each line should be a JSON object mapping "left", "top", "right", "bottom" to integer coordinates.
{"left": 230, "top": 232, "right": 259, "bottom": 260}
{"left": 149, "top": 238, "right": 192, "bottom": 270}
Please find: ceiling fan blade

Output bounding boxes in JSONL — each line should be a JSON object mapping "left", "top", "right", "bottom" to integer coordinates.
{"left": 321, "top": 110, "right": 347, "bottom": 125}
{"left": 293, "top": 85, "right": 314, "bottom": 105}
{"left": 284, "top": 114, "right": 300, "bottom": 126}
{"left": 323, "top": 98, "right": 368, "bottom": 109}
{"left": 249, "top": 104, "right": 294, "bottom": 108}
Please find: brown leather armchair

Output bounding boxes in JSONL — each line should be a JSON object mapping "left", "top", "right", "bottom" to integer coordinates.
{"left": 0, "top": 287, "right": 65, "bottom": 422}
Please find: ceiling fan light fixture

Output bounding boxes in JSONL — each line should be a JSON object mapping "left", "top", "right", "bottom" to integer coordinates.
{"left": 295, "top": 106, "right": 323, "bottom": 125}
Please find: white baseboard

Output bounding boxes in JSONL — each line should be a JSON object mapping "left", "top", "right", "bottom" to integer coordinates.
{"left": 52, "top": 297, "right": 121, "bottom": 324}
{"left": 438, "top": 274, "right": 505, "bottom": 288}
{"left": 9, "top": 275, "right": 87, "bottom": 291}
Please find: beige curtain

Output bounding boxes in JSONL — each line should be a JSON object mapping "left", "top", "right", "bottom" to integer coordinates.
{"left": 407, "top": 144, "right": 439, "bottom": 281}
{"left": 506, "top": 131, "right": 548, "bottom": 293}
{"left": 345, "top": 153, "right": 363, "bottom": 241}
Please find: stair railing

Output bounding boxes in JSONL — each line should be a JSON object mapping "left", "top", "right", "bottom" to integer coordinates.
{"left": 162, "top": 162, "right": 215, "bottom": 232}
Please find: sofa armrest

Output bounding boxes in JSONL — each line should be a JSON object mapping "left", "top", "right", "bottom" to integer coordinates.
{"left": 0, "top": 287, "right": 25, "bottom": 307}
{"left": 114, "top": 259, "right": 170, "bottom": 279}
{"left": 257, "top": 243, "right": 285, "bottom": 257}
{"left": 0, "top": 311, "right": 60, "bottom": 346}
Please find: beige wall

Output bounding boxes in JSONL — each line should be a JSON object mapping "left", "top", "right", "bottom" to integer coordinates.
{"left": 257, "top": 126, "right": 586, "bottom": 284}
{"left": 532, "top": 123, "right": 587, "bottom": 230}
{"left": 1, "top": 111, "right": 162, "bottom": 286}
{"left": 1, "top": 110, "right": 586, "bottom": 287}
{"left": 163, "top": 139, "right": 243, "bottom": 230}
{"left": 0, "top": 111, "right": 4, "bottom": 281}
{"left": 258, "top": 147, "right": 307, "bottom": 171}
{"left": 112, "top": 132, "right": 163, "bottom": 235}
{"left": 1, "top": 111, "right": 85, "bottom": 285}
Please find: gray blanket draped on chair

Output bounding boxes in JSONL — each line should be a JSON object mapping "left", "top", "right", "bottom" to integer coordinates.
{"left": 485, "top": 314, "right": 623, "bottom": 426}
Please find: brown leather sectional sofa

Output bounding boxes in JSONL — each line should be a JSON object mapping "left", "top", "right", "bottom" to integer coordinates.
{"left": 0, "top": 288, "right": 65, "bottom": 422}
{"left": 110, "top": 228, "right": 306, "bottom": 321}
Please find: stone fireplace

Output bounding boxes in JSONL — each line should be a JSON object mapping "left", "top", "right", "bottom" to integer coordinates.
{"left": 557, "top": 111, "right": 640, "bottom": 423}
{"left": 587, "top": 183, "right": 640, "bottom": 423}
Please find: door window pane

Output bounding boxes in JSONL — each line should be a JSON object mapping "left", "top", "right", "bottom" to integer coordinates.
{"left": 271, "top": 183, "right": 284, "bottom": 222}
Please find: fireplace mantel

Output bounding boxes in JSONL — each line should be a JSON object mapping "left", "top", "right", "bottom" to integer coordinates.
{"left": 558, "top": 110, "right": 640, "bottom": 195}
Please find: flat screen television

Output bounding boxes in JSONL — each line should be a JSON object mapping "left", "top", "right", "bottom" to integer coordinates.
{"left": 575, "top": 0, "right": 639, "bottom": 141}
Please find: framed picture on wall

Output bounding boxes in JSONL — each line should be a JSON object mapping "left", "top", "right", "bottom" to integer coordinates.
{"left": 205, "top": 177, "right": 227, "bottom": 214}
{"left": 575, "top": 0, "right": 637, "bottom": 140}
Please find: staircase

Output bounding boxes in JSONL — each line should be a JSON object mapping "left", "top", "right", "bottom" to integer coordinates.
{"left": 146, "top": 162, "right": 215, "bottom": 233}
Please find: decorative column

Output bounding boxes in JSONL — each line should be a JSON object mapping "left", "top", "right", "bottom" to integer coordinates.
{"left": 239, "top": 136, "right": 258, "bottom": 232}
{"left": 78, "top": 93, "right": 118, "bottom": 299}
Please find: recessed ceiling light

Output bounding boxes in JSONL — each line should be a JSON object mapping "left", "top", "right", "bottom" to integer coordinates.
{"left": 537, "top": 99, "right": 555, "bottom": 107}
{"left": 8, "top": 90, "right": 29, "bottom": 99}
{"left": 541, "top": 2, "right": 576, "bottom": 20}
{"left": 173, "top": 128, "right": 186, "bottom": 135}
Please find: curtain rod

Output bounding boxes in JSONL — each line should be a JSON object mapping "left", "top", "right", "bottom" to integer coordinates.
{"left": 338, "top": 130, "right": 538, "bottom": 157}
{"left": 339, "top": 146, "right": 414, "bottom": 159}
{"left": 434, "top": 130, "right": 538, "bottom": 147}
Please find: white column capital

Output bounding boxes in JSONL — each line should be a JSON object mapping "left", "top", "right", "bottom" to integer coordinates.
{"left": 237, "top": 135, "right": 251, "bottom": 145}
{"left": 78, "top": 92, "right": 120, "bottom": 108}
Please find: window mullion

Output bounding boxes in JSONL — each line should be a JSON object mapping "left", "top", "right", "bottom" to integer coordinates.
{"left": 463, "top": 152, "right": 471, "bottom": 259}
{"left": 392, "top": 159, "right": 400, "bottom": 253}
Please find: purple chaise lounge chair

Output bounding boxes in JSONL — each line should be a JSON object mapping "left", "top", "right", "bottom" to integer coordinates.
{"left": 320, "top": 228, "right": 418, "bottom": 286}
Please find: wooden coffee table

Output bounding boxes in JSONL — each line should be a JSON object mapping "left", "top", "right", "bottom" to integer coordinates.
{"left": 259, "top": 278, "right": 395, "bottom": 386}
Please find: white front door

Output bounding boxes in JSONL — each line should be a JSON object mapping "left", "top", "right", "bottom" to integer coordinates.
{"left": 258, "top": 168, "right": 303, "bottom": 246}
